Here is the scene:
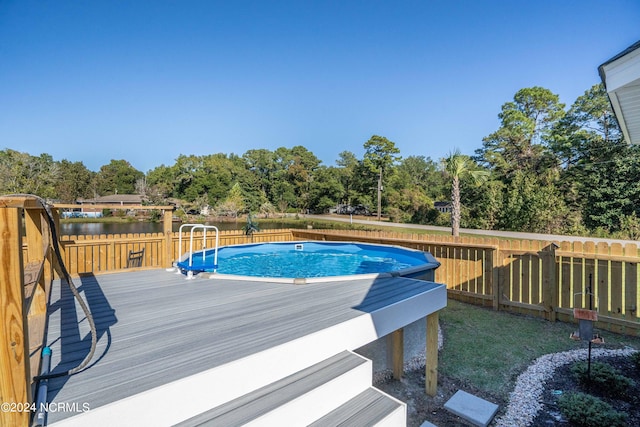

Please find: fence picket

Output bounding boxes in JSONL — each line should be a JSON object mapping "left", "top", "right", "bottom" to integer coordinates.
{"left": 610, "top": 244, "right": 624, "bottom": 319}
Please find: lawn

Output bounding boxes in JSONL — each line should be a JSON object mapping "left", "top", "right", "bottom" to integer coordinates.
{"left": 439, "top": 299, "right": 640, "bottom": 399}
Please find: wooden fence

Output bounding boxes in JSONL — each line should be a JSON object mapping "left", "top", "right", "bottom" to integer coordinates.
{"left": 291, "top": 229, "right": 640, "bottom": 336}
{"left": 58, "top": 229, "right": 295, "bottom": 275}
{"left": 47, "top": 226, "right": 640, "bottom": 337}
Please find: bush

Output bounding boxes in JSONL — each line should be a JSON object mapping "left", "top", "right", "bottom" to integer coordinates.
{"left": 632, "top": 352, "right": 640, "bottom": 370}
{"left": 571, "top": 361, "right": 635, "bottom": 398}
{"left": 558, "top": 392, "right": 627, "bottom": 427}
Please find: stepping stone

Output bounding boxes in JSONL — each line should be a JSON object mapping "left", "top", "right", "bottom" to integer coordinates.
{"left": 444, "top": 390, "right": 499, "bottom": 427}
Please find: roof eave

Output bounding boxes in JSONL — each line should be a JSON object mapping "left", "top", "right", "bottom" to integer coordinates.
{"left": 598, "top": 40, "right": 640, "bottom": 145}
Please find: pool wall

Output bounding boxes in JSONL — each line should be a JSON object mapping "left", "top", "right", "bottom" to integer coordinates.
{"left": 199, "top": 240, "right": 440, "bottom": 283}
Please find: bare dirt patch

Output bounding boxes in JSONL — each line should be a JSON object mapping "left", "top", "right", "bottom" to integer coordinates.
{"left": 376, "top": 370, "right": 506, "bottom": 427}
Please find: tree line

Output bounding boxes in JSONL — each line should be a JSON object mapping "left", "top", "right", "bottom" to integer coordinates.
{"left": 2, "top": 83, "right": 639, "bottom": 239}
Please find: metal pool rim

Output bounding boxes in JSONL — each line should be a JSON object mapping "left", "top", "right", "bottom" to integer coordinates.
{"left": 188, "top": 240, "right": 441, "bottom": 284}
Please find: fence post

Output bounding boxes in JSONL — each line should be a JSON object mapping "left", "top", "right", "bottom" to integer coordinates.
{"left": 0, "top": 205, "right": 31, "bottom": 427}
{"left": 163, "top": 209, "right": 173, "bottom": 268}
{"left": 541, "top": 244, "right": 558, "bottom": 322}
{"left": 491, "top": 247, "right": 502, "bottom": 311}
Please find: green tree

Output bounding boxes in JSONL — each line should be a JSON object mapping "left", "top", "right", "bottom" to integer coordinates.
{"left": 363, "top": 135, "right": 401, "bottom": 220}
{"left": 287, "top": 146, "right": 321, "bottom": 212}
{"left": 477, "top": 86, "right": 564, "bottom": 178}
{"left": 385, "top": 156, "right": 441, "bottom": 224}
{"left": 259, "top": 201, "right": 276, "bottom": 218}
{"left": 397, "top": 155, "right": 446, "bottom": 199}
{"left": 94, "top": 159, "right": 144, "bottom": 195}
{"left": 335, "top": 151, "right": 359, "bottom": 206}
{"left": 386, "top": 186, "right": 434, "bottom": 223}
{"left": 243, "top": 149, "right": 275, "bottom": 197}
{"left": 146, "top": 164, "right": 175, "bottom": 203}
{"left": 444, "top": 151, "right": 488, "bottom": 236}
{"left": 216, "top": 182, "right": 245, "bottom": 218}
{"left": 171, "top": 154, "right": 237, "bottom": 205}
{"left": 549, "top": 83, "right": 629, "bottom": 233}
{"left": 0, "top": 150, "right": 58, "bottom": 198}
{"left": 550, "top": 84, "right": 620, "bottom": 169}
{"left": 55, "top": 159, "right": 94, "bottom": 202}
{"left": 500, "top": 170, "right": 570, "bottom": 233}
{"left": 579, "top": 140, "right": 640, "bottom": 232}
{"left": 460, "top": 178, "right": 503, "bottom": 230}
{"left": 475, "top": 86, "right": 573, "bottom": 234}
{"left": 308, "top": 167, "right": 343, "bottom": 213}
{"left": 269, "top": 146, "right": 321, "bottom": 212}
{"left": 348, "top": 158, "right": 376, "bottom": 210}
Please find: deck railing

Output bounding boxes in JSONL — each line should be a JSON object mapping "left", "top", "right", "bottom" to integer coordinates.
{"left": 1, "top": 196, "right": 56, "bottom": 427}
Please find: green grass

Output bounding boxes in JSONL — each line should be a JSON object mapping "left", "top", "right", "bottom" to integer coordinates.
{"left": 439, "top": 300, "right": 640, "bottom": 399}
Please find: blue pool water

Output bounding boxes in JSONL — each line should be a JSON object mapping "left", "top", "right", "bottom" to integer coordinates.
{"left": 176, "top": 241, "right": 434, "bottom": 278}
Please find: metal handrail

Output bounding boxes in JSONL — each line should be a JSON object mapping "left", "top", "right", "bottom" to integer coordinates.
{"left": 177, "top": 224, "right": 219, "bottom": 272}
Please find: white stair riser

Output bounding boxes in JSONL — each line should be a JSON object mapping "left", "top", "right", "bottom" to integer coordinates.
{"left": 373, "top": 403, "right": 407, "bottom": 427}
{"left": 245, "top": 356, "right": 372, "bottom": 427}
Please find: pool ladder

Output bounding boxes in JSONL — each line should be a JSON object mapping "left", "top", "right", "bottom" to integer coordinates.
{"left": 175, "top": 224, "right": 219, "bottom": 278}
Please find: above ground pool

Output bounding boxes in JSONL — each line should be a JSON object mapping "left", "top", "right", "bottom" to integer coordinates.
{"left": 175, "top": 241, "right": 439, "bottom": 280}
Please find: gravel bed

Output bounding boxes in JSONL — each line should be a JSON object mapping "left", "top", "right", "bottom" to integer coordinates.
{"left": 494, "top": 346, "right": 638, "bottom": 427}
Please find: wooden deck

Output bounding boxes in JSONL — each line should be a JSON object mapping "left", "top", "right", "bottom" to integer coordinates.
{"left": 44, "top": 269, "right": 445, "bottom": 426}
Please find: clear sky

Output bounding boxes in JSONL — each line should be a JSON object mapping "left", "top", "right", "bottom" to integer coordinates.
{"left": 1, "top": 1, "right": 639, "bottom": 173}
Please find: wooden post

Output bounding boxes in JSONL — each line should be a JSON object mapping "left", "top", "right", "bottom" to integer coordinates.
{"left": 24, "top": 209, "right": 43, "bottom": 263}
{"left": 0, "top": 207, "right": 31, "bottom": 427}
{"left": 541, "top": 244, "right": 558, "bottom": 322}
{"left": 491, "top": 246, "right": 502, "bottom": 311}
{"left": 391, "top": 328, "right": 404, "bottom": 380}
{"left": 163, "top": 209, "right": 173, "bottom": 268}
{"left": 23, "top": 208, "right": 49, "bottom": 390}
{"left": 426, "top": 311, "right": 439, "bottom": 396}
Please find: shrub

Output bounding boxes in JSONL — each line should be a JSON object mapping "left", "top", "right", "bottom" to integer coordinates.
{"left": 571, "top": 361, "right": 635, "bottom": 398}
{"left": 632, "top": 352, "right": 640, "bottom": 370}
{"left": 558, "top": 392, "right": 627, "bottom": 427}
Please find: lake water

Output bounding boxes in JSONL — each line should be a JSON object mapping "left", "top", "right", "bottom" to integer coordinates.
{"left": 60, "top": 221, "right": 297, "bottom": 236}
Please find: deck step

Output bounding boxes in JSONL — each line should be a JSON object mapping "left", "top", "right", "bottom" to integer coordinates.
{"left": 175, "top": 351, "right": 373, "bottom": 426}
{"left": 309, "top": 387, "right": 406, "bottom": 427}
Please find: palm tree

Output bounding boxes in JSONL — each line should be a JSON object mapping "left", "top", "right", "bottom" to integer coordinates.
{"left": 444, "top": 151, "right": 489, "bottom": 237}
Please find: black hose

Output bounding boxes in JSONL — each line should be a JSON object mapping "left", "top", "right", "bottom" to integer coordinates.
{"left": 9, "top": 195, "right": 98, "bottom": 380}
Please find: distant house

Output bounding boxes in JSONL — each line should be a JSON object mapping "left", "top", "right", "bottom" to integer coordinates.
{"left": 434, "top": 201, "right": 452, "bottom": 213}
{"left": 599, "top": 40, "right": 640, "bottom": 145}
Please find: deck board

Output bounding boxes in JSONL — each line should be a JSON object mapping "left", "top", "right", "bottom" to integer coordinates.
{"left": 45, "top": 269, "right": 443, "bottom": 424}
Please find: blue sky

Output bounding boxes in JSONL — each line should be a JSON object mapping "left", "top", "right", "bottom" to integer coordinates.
{"left": 1, "top": 1, "right": 639, "bottom": 173}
